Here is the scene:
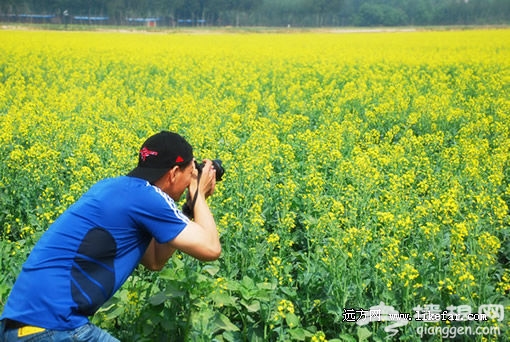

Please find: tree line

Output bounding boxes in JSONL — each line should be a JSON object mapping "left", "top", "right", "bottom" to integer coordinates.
{"left": 1, "top": 0, "right": 508, "bottom": 27}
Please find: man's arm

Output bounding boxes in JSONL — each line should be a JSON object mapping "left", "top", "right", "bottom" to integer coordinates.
{"left": 170, "top": 191, "right": 221, "bottom": 261}
{"left": 141, "top": 238, "right": 177, "bottom": 271}
{"left": 141, "top": 160, "right": 221, "bottom": 271}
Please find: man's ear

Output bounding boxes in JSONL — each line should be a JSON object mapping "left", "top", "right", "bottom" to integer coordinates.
{"left": 167, "top": 165, "right": 180, "bottom": 183}
{"left": 154, "top": 166, "right": 178, "bottom": 189}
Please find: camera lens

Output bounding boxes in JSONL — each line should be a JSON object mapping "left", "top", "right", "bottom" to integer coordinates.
{"left": 195, "top": 159, "right": 224, "bottom": 181}
{"left": 212, "top": 159, "right": 224, "bottom": 181}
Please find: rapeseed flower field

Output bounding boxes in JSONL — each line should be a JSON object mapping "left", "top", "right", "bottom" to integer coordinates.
{"left": 0, "top": 28, "right": 509, "bottom": 341}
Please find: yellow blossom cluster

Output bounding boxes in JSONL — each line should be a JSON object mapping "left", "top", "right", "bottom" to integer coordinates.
{"left": 272, "top": 299, "right": 295, "bottom": 322}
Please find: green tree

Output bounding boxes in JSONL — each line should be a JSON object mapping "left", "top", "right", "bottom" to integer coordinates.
{"left": 224, "top": 0, "right": 259, "bottom": 26}
{"left": 302, "top": 0, "right": 344, "bottom": 26}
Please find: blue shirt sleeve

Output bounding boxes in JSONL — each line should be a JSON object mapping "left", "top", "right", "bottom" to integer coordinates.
{"left": 133, "top": 184, "right": 190, "bottom": 244}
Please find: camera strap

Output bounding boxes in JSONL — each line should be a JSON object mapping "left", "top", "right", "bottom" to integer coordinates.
{"left": 183, "top": 172, "right": 201, "bottom": 220}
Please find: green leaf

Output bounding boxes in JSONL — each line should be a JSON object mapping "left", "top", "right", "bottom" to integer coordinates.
{"left": 247, "top": 327, "right": 265, "bottom": 342}
{"left": 285, "top": 312, "right": 300, "bottom": 328}
{"left": 149, "top": 292, "right": 167, "bottom": 306}
{"left": 159, "top": 267, "right": 176, "bottom": 280}
{"left": 172, "top": 255, "right": 184, "bottom": 269}
{"left": 195, "top": 272, "right": 210, "bottom": 283}
{"left": 338, "top": 334, "right": 356, "bottom": 342}
{"left": 224, "top": 279, "right": 240, "bottom": 291}
{"left": 203, "top": 264, "right": 220, "bottom": 276}
{"left": 280, "top": 286, "right": 297, "bottom": 298}
{"left": 212, "top": 292, "right": 238, "bottom": 307}
{"left": 357, "top": 327, "right": 372, "bottom": 341}
{"left": 104, "top": 305, "right": 124, "bottom": 320}
{"left": 239, "top": 276, "right": 257, "bottom": 300}
{"left": 240, "top": 299, "right": 260, "bottom": 312}
{"left": 164, "top": 283, "right": 185, "bottom": 297}
{"left": 149, "top": 285, "right": 186, "bottom": 306}
{"left": 212, "top": 313, "right": 240, "bottom": 333}
{"left": 241, "top": 276, "right": 255, "bottom": 289}
{"left": 142, "top": 323, "right": 154, "bottom": 336}
{"left": 221, "top": 331, "right": 237, "bottom": 342}
{"left": 256, "top": 282, "right": 276, "bottom": 291}
{"left": 288, "top": 328, "right": 307, "bottom": 341}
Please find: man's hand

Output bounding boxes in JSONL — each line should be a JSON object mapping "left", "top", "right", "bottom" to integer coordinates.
{"left": 172, "top": 159, "right": 221, "bottom": 261}
{"left": 189, "top": 159, "right": 216, "bottom": 199}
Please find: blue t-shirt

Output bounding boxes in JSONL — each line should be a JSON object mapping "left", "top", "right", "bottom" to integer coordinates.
{"left": 1, "top": 176, "right": 189, "bottom": 330}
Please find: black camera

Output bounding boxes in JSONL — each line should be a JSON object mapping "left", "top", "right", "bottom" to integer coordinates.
{"left": 183, "top": 159, "right": 224, "bottom": 219}
{"left": 195, "top": 159, "right": 225, "bottom": 182}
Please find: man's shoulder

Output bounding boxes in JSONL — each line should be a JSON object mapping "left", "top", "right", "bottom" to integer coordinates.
{"left": 93, "top": 175, "right": 149, "bottom": 190}
{"left": 81, "top": 176, "right": 156, "bottom": 205}
{"left": 115, "top": 176, "right": 174, "bottom": 205}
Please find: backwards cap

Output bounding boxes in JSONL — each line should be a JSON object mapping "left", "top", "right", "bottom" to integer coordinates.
{"left": 127, "top": 131, "right": 193, "bottom": 183}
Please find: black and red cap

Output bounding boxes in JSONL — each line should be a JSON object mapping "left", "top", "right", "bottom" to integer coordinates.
{"left": 127, "top": 131, "right": 193, "bottom": 183}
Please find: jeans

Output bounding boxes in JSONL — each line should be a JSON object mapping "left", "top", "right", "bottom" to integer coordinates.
{"left": 0, "top": 321, "right": 119, "bottom": 342}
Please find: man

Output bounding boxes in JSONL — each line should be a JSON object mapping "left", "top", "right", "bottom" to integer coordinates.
{"left": 0, "top": 131, "right": 221, "bottom": 341}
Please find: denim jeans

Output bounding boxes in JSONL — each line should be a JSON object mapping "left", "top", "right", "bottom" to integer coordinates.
{"left": 0, "top": 321, "right": 119, "bottom": 342}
